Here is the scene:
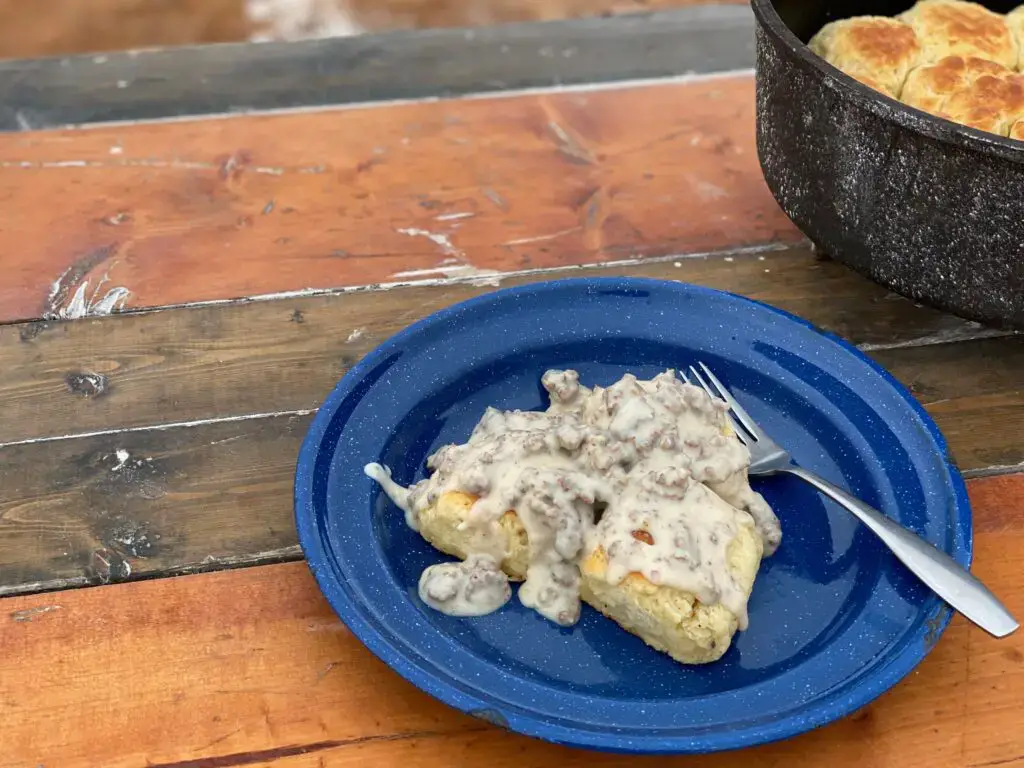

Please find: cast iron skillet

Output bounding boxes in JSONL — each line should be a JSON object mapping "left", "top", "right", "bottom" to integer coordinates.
{"left": 752, "top": 0, "right": 1024, "bottom": 329}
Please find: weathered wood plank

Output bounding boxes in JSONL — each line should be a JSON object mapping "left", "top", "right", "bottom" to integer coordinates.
{"left": 872, "top": 337, "right": 1024, "bottom": 475}
{"left": 1, "top": 472, "right": 1021, "bottom": 768}
{"left": 0, "top": 414, "right": 307, "bottom": 596}
{"left": 0, "top": 74, "right": 801, "bottom": 325}
{"left": 0, "top": 247, "right": 1011, "bottom": 446}
{"left": 0, "top": 330, "right": 1021, "bottom": 598}
{"left": 0, "top": 253, "right": 1021, "bottom": 596}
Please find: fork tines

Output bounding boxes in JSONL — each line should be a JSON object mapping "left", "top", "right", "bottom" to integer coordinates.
{"left": 685, "top": 363, "right": 762, "bottom": 445}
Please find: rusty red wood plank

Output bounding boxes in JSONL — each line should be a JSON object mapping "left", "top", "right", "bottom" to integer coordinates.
{"left": 0, "top": 473, "right": 1020, "bottom": 768}
{"left": 0, "top": 74, "right": 799, "bottom": 323}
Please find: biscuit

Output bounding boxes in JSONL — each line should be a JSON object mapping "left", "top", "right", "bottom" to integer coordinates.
{"left": 1011, "top": 118, "right": 1024, "bottom": 139}
{"left": 849, "top": 72, "right": 899, "bottom": 93}
{"left": 939, "top": 70, "right": 1024, "bottom": 134}
{"left": 416, "top": 491, "right": 530, "bottom": 578}
{"left": 417, "top": 489, "right": 763, "bottom": 664}
{"left": 580, "top": 496, "right": 763, "bottom": 665}
{"left": 1007, "top": 5, "right": 1024, "bottom": 70}
{"left": 902, "top": 55, "right": 1012, "bottom": 114}
{"left": 899, "top": 0, "right": 1018, "bottom": 69}
{"left": 809, "top": 16, "right": 921, "bottom": 97}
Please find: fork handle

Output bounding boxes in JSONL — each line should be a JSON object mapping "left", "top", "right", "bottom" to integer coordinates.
{"left": 782, "top": 466, "right": 1019, "bottom": 638}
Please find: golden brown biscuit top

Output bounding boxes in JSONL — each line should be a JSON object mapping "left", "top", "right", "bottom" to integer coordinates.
{"left": 1010, "top": 119, "right": 1024, "bottom": 140}
{"left": 899, "top": 0, "right": 1018, "bottom": 69}
{"left": 809, "top": 16, "right": 921, "bottom": 97}
{"left": 826, "top": 17, "right": 920, "bottom": 69}
{"left": 902, "top": 55, "right": 1013, "bottom": 112}
{"left": 939, "top": 73, "right": 1023, "bottom": 133}
{"left": 910, "top": 65, "right": 1024, "bottom": 135}
{"left": 1007, "top": 6, "right": 1024, "bottom": 67}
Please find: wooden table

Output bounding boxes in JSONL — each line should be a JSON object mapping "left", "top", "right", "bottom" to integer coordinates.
{"left": 1, "top": 9, "right": 1022, "bottom": 768}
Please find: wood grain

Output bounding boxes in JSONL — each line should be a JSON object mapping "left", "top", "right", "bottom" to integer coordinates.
{"left": 5, "top": 319, "right": 1023, "bottom": 595}
{"left": 0, "top": 414, "right": 307, "bottom": 596}
{"left": 871, "top": 337, "right": 1024, "bottom": 474}
{"left": 1, "top": 253, "right": 1023, "bottom": 597}
{"left": 0, "top": 74, "right": 800, "bottom": 325}
{"left": 1, "top": 474, "right": 1021, "bottom": 768}
{"left": 0, "top": 247, "right": 1008, "bottom": 446}
{"left": 0, "top": 0, "right": 248, "bottom": 59}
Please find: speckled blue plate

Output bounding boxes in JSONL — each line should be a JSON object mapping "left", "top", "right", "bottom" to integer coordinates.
{"left": 294, "top": 278, "right": 970, "bottom": 754}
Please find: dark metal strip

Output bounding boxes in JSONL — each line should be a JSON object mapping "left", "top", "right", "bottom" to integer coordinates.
{"left": 0, "top": 6, "right": 755, "bottom": 132}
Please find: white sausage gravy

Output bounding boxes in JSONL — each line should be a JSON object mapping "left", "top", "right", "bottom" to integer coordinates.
{"left": 366, "top": 370, "right": 780, "bottom": 628}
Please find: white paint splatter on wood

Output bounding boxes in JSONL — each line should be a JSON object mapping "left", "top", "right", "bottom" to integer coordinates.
{"left": 434, "top": 212, "right": 476, "bottom": 221}
{"left": 46, "top": 266, "right": 131, "bottom": 320}
{"left": 44, "top": 242, "right": 796, "bottom": 317}
{"left": 111, "top": 450, "right": 130, "bottom": 472}
{"left": 47, "top": 267, "right": 72, "bottom": 308}
{"left": 396, "top": 227, "right": 462, "bottom": 258}
{"left": 502, "top": 227, "right": 581, "bottom": 246}
{"left": 91, "top": 287, "right": 131, "bottom": 315}
{"left": 390, "top": 261, "right": 502, "bottom": 287}
{"left": 346, "top": 328, "right": 365, "bottom": 343}
{"left": 0, "top": 409, "right": 318, "bottom": 450}
{"left": 62, "top": 283, "right": 91, "bottom": 319}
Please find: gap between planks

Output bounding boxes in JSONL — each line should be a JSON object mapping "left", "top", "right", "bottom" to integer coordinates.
{"left": 7, "top": 242, "right": 1013, "bottom": 352}
{"left": 8, "top": 245, "right": 1020, "bottom": 452}
{"left": 0, "top": 311, "right": 1014, "bottom": 453}
{"left": 4, "top": 400, "right": 1024, "bottom": 463}
{"left": 0, "top": 545, "right": 304, "bottom": 600}
{"left": 1, "top": 242, "right": 797, "bottom": 327}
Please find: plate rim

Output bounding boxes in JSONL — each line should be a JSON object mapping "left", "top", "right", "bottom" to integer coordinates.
{"left": 293, "top": 276, "right": 972, "bottom": 753}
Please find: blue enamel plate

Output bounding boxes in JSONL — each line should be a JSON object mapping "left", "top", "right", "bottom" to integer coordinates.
{"left": 294, "top": 278, "right": 970, "bottom": 754}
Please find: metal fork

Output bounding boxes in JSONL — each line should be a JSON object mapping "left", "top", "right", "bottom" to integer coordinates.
{"left": 685, "top": 362, "right": 1019, "bottom": 639}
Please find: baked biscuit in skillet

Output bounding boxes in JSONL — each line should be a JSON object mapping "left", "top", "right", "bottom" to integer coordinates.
{"left": 808, "top": 16, "right": 921, "bottom": 97}
{"left": 939, "top": 71, "right": 1024, "bottom": 133}
{"left": 1007, "top": 5, "right": 1024, "bottom": 70}
{"left": 899, "top": 0, "right": 1018, "bottom": 69}
{"left": 1011, "top": 119, "right": 1024, "bottom": 140}
{"left": 902, "top": 55, "right": 1011, "bottom": 114}
{"left": 903, "top": 58, "right": 1024, "bottom": 136}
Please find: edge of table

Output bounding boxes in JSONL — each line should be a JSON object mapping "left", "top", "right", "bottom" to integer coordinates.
{"left": 0, "top": 5, "right": 754, "bottom": 132}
